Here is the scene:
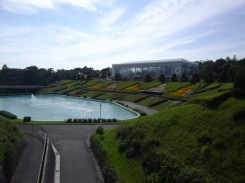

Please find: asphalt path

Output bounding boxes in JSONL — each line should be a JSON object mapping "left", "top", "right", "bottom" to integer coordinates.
{"left": 11, "top": 134, "right": 43, "bottom": 183}
{"left": 41, "top": 125, "right": 116, "bottom": 183}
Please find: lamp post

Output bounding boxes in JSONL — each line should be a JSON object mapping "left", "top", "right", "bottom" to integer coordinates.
{"left": 99, "top": 103, "right": 102, "bottom": 126}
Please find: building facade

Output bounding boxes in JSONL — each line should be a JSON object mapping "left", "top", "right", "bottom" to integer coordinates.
{"left": 112, "top": 58, "right": 199, "bottom": 80}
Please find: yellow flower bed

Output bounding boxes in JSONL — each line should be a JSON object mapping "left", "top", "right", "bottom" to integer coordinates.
{"left": 89, "top": 83, "right": 101, "bottom": 89}
{"left": 125, "top": 84, "right": 140, "bottom": 91}
{"left": 171, "top": 85, "right": 193, "bottom": 96}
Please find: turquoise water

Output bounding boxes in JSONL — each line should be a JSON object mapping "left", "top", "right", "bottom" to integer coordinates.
{"left": 0, "top": 94, "right": 139, "bottom": 121}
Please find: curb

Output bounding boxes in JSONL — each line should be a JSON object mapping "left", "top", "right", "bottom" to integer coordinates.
{"left": 86, "top": 133, "right": 104, "bottom": 183}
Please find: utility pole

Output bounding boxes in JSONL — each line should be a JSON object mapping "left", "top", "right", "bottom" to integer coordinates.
{"left": 99, "top": 103, "right": 102, "bottom": 126}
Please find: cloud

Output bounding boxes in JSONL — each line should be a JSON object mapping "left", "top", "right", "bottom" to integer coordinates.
{"left": 0, "top": 0, "right": 114, "bottom": 14}
{"left": 0, "top": 0, "right": 245, "bottom": 69}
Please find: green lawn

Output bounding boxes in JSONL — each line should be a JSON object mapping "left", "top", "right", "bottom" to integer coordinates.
{"left": 152, "top": 100, "right": 173, "bottom": 110}
{"left": 163, "top": 82, "right": 190, "bottom": 93}
{"left": 139, "top": 81, "right": 161, "bottom": 90}
{"left": 121, "top": 94, "right": 146, "bottom": 102}
{"left": 98, "top": 96, "right": 245, "bottom": 182}
{"left": 98, "top": 92, "right": 126, "bottom": 100}
{"left": 116, "top": 81, "right": 139, "bottom": 90}
{"left": 138, "top": 97, "right": 167, "bottom": 107}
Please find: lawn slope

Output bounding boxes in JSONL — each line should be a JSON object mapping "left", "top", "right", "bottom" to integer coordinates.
{"left": 92, "top": 96, "right": 245, "bottom": 182}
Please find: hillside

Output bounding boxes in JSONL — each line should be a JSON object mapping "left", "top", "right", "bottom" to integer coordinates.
{"left": 91, "top": 93, "right": 245, "bottom": 182}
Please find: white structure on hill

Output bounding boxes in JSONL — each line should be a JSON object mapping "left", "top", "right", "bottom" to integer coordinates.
{"left": 111, "top": 58, "right": 199, "bottom": 80}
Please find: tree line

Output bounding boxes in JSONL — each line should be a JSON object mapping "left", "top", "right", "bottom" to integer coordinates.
{"left": 0, "top": 65, "right": 111, "bottom": 85}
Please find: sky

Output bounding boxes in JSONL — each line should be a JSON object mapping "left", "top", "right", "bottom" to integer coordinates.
{"left": 0, "top": 0, "right": 245, "bottom": 70}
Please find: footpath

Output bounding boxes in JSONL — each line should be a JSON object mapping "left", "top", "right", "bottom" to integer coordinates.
{"left": 11, "top": 134, "right": 43, "bottom": 183}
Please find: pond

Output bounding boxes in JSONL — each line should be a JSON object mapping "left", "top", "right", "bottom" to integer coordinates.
{"left": 0, "top": 94, "right": 139, "bottom": 121}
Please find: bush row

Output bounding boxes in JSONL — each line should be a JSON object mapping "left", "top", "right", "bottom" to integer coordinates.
{"left": 188, "top": 92, "right": 231, "bottom": 107}
{"left": 66, "top": 118, "right": 119, "bottom": 123}
{"left": 0, "top": 110, "right": 17, "bottom": 119}
{"left": 90, "top": 134, "right": 118, "bottom": 183}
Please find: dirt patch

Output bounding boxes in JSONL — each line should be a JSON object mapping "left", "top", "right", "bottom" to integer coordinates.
{"left": 106, "top": 83, "right": 117, "bottom": 90}
{"left": 147, "top": 84, "right": 167, "bottom": 92}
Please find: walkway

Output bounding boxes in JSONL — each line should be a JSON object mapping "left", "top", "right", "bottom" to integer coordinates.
{"left": 41, "top": 125, "right": 116, "bottom": 183}
{"left": 118, "top": 100, "right": 159, "bottom": 115}
{"left": 11, "top": 134, "right": 43, "bottom": 183}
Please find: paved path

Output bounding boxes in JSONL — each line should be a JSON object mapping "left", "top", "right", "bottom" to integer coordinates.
{"left": 41, "top": 125, "right": 116, "bottom": 183}
{"left": 12, "top": 134, "right": 43, "bottom": 183}
{"left": 118, "top": 100, "right": 159, "bottom": 115}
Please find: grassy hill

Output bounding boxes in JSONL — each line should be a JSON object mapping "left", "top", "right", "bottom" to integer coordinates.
{"left": 91, "top": 91, "right": 245, "bottom": 182}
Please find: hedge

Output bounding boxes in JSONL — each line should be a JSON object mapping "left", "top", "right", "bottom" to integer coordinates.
{"left": 188, "top": 92, "right": 231, "bottom": 107}
{"left": 0, "top": 110, "right": 17, "bottom": 119}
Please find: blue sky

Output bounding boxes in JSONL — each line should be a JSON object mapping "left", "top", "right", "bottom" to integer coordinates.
{"left": 0, "top": 0, "right": 245, "bottom": 70}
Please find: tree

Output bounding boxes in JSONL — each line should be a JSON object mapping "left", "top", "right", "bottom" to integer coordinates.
{"left": 144, "top": 74, "right": 152, "bottom": 82}
{"left": 180, "top": 74, "right": 189, "bottom": 82}
{"left": 171, "top": 74, "right": 178, "bottom": 82}
{"left": 2, "top": 64, "right": 8, "bottom": 70}
{"left": 205, "top": 72, "right": 214, "bottom": 83}
{"left": 159, "top": 74, "right": 165, "bottom": 83}
{"left": 190, "top": 72, "right": 200, "bottom": 84}
{"left": 234, "top": 66, "right": 245, "bottom": 89}
{"left": 115, "top": 73, "right": 121, "bottom": 81}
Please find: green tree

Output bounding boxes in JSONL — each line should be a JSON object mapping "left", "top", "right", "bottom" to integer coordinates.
{"left": 234, "top": 66, "right": 245, "bottom": 89}
{"left": 180, "top": 74, "right": 189, "bottom": 82}
{"left": 159, "top": 74, "right": 165, "bottom": 83}
{"left": 144, "top": 74, "right": 152, "bottom": 82}
{"left": 205, "top": 72, "right": 214, "bottom": 83}
{"left": 190, "top": 72, "right": 200, "bottom": 84}
{"left": 171, "top": 74, "right": 178, "bottom": 82}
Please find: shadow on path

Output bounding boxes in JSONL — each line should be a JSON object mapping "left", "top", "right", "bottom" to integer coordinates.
{"left": 12, "top": 134, "right": 43, "bottom": 183}
{"left": 41, "top": 125, "right": 116, "bottom": 183}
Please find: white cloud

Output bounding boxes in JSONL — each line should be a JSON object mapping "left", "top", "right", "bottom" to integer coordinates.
{"left": 0, "top": 0, "right": 245, "bottom": 69}
{"left": 99, "top": 8, "right": 125, "bottom": 26}
{"left": 0, "top": 0, "right": 115, "bottom": 13}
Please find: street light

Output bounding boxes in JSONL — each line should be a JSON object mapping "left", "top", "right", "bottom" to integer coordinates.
{"left": 99, "top": 103, "right": 102, "bottom": 126}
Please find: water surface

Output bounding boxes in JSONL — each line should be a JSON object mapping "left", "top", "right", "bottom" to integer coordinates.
{"left": 0, "top": 94, "right": 138, "bottom": 121}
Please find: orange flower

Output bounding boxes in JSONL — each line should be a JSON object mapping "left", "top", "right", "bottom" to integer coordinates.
{"left": 125, "top": 84, "right": 140, "bottom": 91}
{"left": 89, "top": 83, "right": 101, "bottom": 89}
{"left": 171, "top": 85, "right": 193, "bottom": 96}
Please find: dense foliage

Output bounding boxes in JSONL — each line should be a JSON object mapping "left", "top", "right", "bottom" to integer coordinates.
{"left": 0, "top": 64, "right": 111, "bottom": 85}
{"left": 0, "top": 121, "right": 23, "bottom": 183}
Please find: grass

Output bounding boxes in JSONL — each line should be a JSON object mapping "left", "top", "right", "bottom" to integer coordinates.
{"left": 152, "top": 100, "right": 173, "bottom": 110}
{"left": 139, "top": 81, "right": 162, "bottom": 90}
{"left": 163, "top": 82, "right": 190, "bottom": 93}
{"left": 121, "top": 94, "right": 146, "bottom": 102}
{"left": 116, "top": 81, "right": 139, "bottom": 90}
{"left": 98, "top": 92, "right": 126, "bottom": 100}
{"left": 80, "top": 90, "right": 105, "bottom": 98}
{"left": 97, "top": 93, "right": 245, "bottom": 182}
{"left": 98, "top": 129, "right": 145, "bottom": 183}
{"left": 138, "top": 97, "right": 166, "bottom": 107}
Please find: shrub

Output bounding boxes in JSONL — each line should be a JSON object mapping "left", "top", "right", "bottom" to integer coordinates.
{"left": 197, "top": 135, "right": 212, "bottom": 144}
{"left": 232, "top": 88, "right": 245, "bottom": 98}
{"left": 23, "top": 116, "right": 31, "bottom": 122}
{"left": 66, "top": 119, "right": 72, "bottom": 123}
{"left": 233, "top": 110, "right": 245, "bottom": 121}
{"left": 0, "top": 110, "right": 17, "bottom": 119}
{"left": 142, "top": 150, "right": 162, "bottom": 174}
{"left": 96, "top": 126, "right": 104, "bottom": 135}
{"left": 213, "top": 138, "right": 226, "bottom": 150}
{"left": 90, "top": 135, "right": 118, "bottom": 183}
{"left": 116, "top": 126, "right": 134, "bottom": 140}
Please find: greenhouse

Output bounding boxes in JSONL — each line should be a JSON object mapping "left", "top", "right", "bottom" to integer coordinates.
{"left": 112, "top": 58, "right": 199, "bottom": 80}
